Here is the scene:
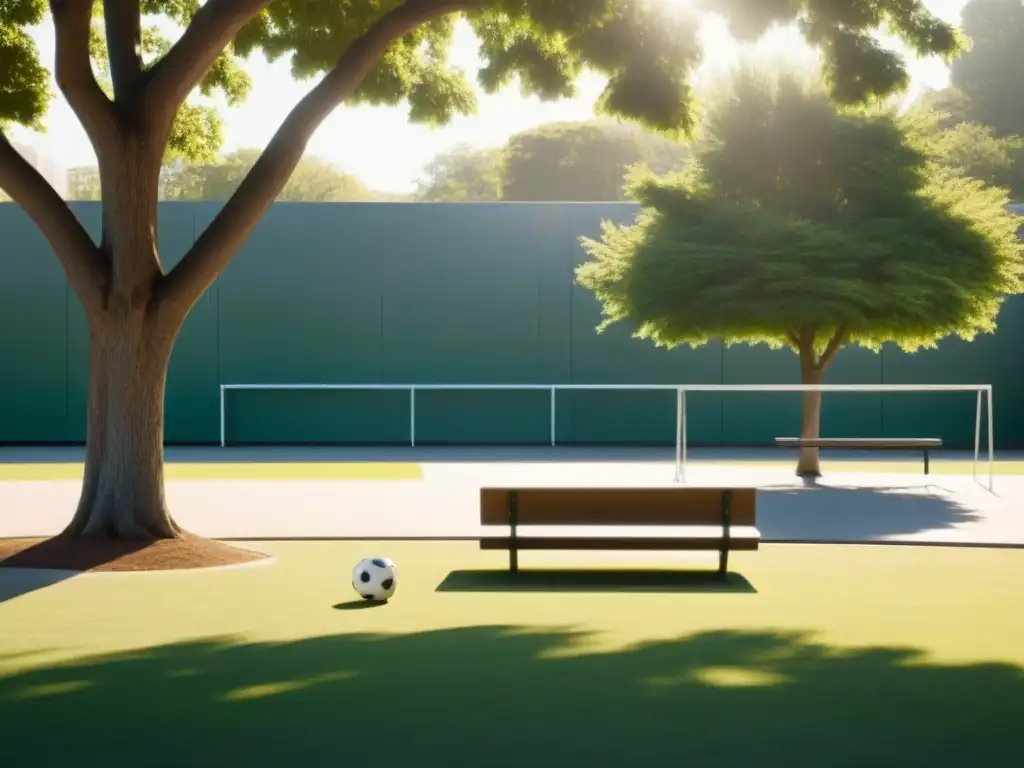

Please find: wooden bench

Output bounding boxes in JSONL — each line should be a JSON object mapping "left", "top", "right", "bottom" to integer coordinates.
{"left": 478, "top": 487, "right": 759, "bottom": 577}
{"left": 774, "top": 437, "right": 942, "bottom": 474}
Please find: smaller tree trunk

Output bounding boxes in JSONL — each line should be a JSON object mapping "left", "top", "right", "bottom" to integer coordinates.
{"left": 796, "top": 363, "right": 825, "bottom": 478}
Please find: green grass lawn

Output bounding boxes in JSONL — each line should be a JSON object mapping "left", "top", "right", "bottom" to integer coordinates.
{"left": 2, "top": 542, "right": 1023, "bottom": 766}
{"left": 0, "top": 462, "right": 424, "bottom": 481}
{"left": 0, "top": 457, "right": 1018, "bottom": 481}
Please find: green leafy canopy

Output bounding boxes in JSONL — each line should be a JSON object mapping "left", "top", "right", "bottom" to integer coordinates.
{"left": 87, "top": 1, "right": 252, "bottom": 161}
{"left": 0, "top": 0, "right": 964, "bottom": 161}
{"left": 577, "top": 66, "right": 1024, "bottom": 360}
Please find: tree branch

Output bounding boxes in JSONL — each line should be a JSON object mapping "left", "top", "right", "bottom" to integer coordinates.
{"left": 50, "top": 0, "right": 118, "bottom": 150}
{"left": 0, "top": 133, "right": 107, "bottom": 314}
{"left": 815, "top": 325, "right": 848, "bottom": 370}
{"left": 157, "top": 0, "right": 481, "bottom": 315}
{"left": 104, "top": 0, "right": 145, "bottom": 102}
{"left": 144, "top": 0, "right": 272, "bottom": 120}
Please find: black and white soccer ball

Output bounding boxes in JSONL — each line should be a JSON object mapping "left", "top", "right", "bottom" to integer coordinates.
{"left": 352, "top": 557, "right": 398, "bottom": 602}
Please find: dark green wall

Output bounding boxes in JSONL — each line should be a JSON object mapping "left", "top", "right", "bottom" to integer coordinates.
{"left": 0, "top": 207, "right": 68, "bottom": 442}
{"left": 1, "top": 201, "right": 1021, "bottom": 447}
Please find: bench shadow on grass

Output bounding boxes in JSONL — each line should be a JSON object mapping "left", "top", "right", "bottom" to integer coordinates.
{"left": 436, "top": 569, "right": 756, "bottom": 593}
{"left": 0, "top": 627, "right": 1021, "bottom": 766}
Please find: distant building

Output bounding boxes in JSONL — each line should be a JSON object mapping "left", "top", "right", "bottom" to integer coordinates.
{"left": 11, "top": 141, "right": 68, "bottom": 199}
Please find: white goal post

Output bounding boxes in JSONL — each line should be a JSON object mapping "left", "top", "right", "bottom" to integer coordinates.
{"left": 219, "top": 382, "right": 995, "bottom": 490}
{"left": 671, "top": 384, "right": 994, "bottom": 490}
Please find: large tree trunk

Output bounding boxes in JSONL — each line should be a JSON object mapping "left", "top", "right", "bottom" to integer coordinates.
{"left": 796, "top": 363, "right": 825, "bottom": 477}
{"left": 58, "top": 127, "right": 188, "bottom": 541}
{"left": 62, "top": 305, "right": 181, "bottom": 540}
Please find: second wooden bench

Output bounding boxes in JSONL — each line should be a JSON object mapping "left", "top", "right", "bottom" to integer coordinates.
{"left": 774, "top": 437, "right": 942, "bottom": 474}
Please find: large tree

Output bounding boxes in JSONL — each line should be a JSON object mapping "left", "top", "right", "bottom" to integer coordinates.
{"left": 577, "top": 67, "right": 1021, "bottom": 476}
{"left": 0, "top": 1, "right": 963, "bottom": 539}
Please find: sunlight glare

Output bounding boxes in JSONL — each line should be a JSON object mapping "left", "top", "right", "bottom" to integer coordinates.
{"left": 12, "top": 680, "right": 94, "bottom": 699}
{"left": 220, "top": 670, "right": 357, "bottom": 702}
{"left": 644, "top": 667, "right": 791, "bottom": 691}
{"left": 657, "top": 0, "right": 694, "bottom": 12}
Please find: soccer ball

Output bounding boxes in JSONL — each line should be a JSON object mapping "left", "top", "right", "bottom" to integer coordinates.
{"left": 352, "top": 557, "right": 398, "bottom": 602}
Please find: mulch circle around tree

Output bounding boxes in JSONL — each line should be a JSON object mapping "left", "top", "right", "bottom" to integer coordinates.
{"left": 0, "top": 533, "right": 269, "bottom": 573}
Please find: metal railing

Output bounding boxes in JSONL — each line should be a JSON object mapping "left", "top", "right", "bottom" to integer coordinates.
{"left": 219, "top": 383, "right": 995, "bottom": 489}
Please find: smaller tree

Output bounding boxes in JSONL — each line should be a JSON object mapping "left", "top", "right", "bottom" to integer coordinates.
{"left": 577, "top": 68, "right": 1022, "bottom": 476}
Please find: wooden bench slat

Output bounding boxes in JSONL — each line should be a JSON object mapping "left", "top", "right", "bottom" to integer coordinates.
{"left": 775, "top": 437, "right": 941, "bottom": 448}
{"left": 481, "top": 537, "right": 760, "bottom": 552}
{"left": 480, "top": 487, "right": 757, "bottom": 526}
{"left": 481, "top": 526, "right": 760, "bottom": 552}
{"left": 480, "top": 525, "right": 761, "bottom": 539}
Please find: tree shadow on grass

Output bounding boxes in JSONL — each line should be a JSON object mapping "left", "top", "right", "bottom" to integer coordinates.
{"left": 0, "top": 628, "right": 1020, "bottom": 767}
{"left": 0, "top": 567, "right": 76, "bottom": 603}
{"left": 757, "top": 484, "right": 982, "bottom": 542}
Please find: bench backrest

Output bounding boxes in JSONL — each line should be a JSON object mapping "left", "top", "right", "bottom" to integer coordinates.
{"left": 480, "top": 487, "right": 756, "bottom": 526}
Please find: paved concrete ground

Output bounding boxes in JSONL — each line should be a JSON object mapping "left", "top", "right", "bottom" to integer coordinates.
{"left": 3, "top": 444, "right": 1020, "bottom": 465}
{"left": 0, "top": 447, "right": 1019, "bottom": 546}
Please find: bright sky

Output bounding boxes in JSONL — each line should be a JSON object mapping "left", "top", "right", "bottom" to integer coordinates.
{"left": 9, "top": 0, "right": 967, "bottom": 193}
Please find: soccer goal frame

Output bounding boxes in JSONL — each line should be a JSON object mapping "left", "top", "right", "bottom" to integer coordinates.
{"left": 219, "top": 382, "right": 994, "bottom": 490}
{"left": 671, "top": 384, "right": 994, "bottom": 490}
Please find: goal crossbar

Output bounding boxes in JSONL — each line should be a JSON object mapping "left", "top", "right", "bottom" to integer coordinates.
{"left": 219, "top": 383, "right": 995, "bottom": 489}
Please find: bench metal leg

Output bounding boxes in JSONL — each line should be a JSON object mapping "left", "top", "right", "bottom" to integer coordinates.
{"left": 718, "top": 489, "right": 732, "bottom": 579}
{"left": 924, "top": 449, "right": 930, "bottom": 475}
{"left": 508, "top": 490, "right": 519, "bottom": 573}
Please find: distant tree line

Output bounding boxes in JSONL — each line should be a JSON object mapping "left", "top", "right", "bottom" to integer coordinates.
{"left": 905, "top": 0, "right": 1024, "bottom": 200}
{"left": 65, "top": 119, "right": 688, "bottom": 204}
{"left": 416, "top": 120, "right": 689, "bottom": 202}
{"left": 58, "top": 1, "right": 1024, "bottom": 207}
{"left": 67, "top": 149, "right": 378, "bottom": 203}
